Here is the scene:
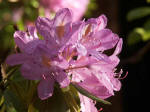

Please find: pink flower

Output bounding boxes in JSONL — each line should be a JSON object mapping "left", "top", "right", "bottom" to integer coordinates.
{"left": 6, "top": 25, "right": 70, "bottom": 100}
{"left": 36, "top": 8, "right": 82, "bottom": 52}
{"left": 6, "top": 8, "right": 123, "bottom": 105}
{"left": 79, "top": 93, "right": 98, "bottom": 112}
{"left": 67, "top": 39, "right": 123, "bottom": 99}
{"left": 76, "top": 15, "right": 119, "bottom": 58}
{"left": 40, "top": 0, "right": 89, "bottom": 21}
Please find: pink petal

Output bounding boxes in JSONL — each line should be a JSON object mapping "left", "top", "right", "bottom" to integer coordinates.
{"left": 20, "top": 62, "right": 42, "bottom": 80}
{"left": 53, "top": 8, "right": 73, "bottom": 46}
{"left": 35, "top": 17, "right": 54, "bottom": 41}
{"left": 27, "top": 26, "right": 38, "bottom": 39}
{"left": 53, "top": 8, "right": 72, "bottom": 27}
{"left": 14, "top": 30, "right": 42, "bottom": 53}
{"left": 113, "top": 38, "right": 123, "bottom": 55}
{"left": 6, "top": 53, "right": 28, "bottom": 66}
{"left": 14, "top": 31, "right": 27, "bottom": 52}
{"left": 76, "top": 44, "right": 87, "bottom": 56}
{"left": 78, "top": 75, "right": 113, "bottom": 99}
{"left": 110, "top": 78, "right": 121, "bottom": 91}
{"left": 54, "top": 69, "right": 70, "bottom": 88}
{"left": 79, "top": 93, "right": 98, "bottom": 112}
{"left": 93, "top": 29, "right": 119, "bottom": 51}
{"left": 109, "top": 55, "right": 120, "bottom": 68}
{"left": 38, "top": 76, "right": 54, "bottom": 100}
{"left": 88, "top": 50, "right": 111, "bottom": 63}
{"left": 97, "top": 14, "right": 107, "bottom": 30}
{"left": 35, "top": 17, "right": 62, "bottom": 51}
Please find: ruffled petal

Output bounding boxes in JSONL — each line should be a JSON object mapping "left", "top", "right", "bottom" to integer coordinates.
{"left": 14, "top": 31, "right": 28, "bottom": 52}
{"left": 35, "top": 17, "right": 54, "bottom": 40}
{"left": 53, "top": 8, "right": 73, "bottom": 45}
{"left": 38, "top": 76, "right": 54, "bottom": 100}
{"left": 96, "top": 14, "right": 107, "bottom": 30}
{"left": 27, "top": 26, "right": 38, "bottom": 39}
{"left": 14, "top": 29, "right": 42, "bottom": 53}
{"left": 53, "top": 8, "right": 72, "bottom": 27}
{"left": 92, "top": 29, "right": 119, "bottom": 51}
{"left": 36, "top": 9, "right": 74, "bottom": 49}
{"left": 35, "top": 17, "right": 61, "bottom": 51}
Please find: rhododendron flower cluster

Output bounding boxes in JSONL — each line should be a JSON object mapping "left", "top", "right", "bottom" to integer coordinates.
{"left": 6, "top": 8, "right": 123, "bottom": 112}
{"left": 40, "top": 0, "right": 89, "bottom": 21}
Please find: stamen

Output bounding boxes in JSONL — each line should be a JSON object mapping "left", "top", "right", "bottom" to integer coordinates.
{"left": 42, "top": 55, "right": 51, "bottom": 67}
{"left": 119, "top": 71, "right": 128, "bottom": 80}
{"left": 56, "top": 22, "right": 65, "bottom": 39}
{"left": 67, "top": 50, "right": 76, "bottom": 61}
{"left": 98, "top": 108, "right": 103, "bottom": 112}
{"left": 83, "top": 24, "right": 92, "bottom": 38}
{"left": 114, "top": 70, "right": 128, "bottom": 80}
{"left": 65, "top": 65, "right": 88, "bottom": 71}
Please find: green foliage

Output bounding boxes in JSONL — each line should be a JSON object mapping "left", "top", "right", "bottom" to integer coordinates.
{"left": 127, "top": 7, "right": 150, "bottom": 21}
{"left": 127, "top": 1, "right": 150, "bottom": 45}
{"left": 127, "top": 30, "right": 142, "bottom": 45}
{"left": 128, "top": 27, "right": 150, "bottom": 45}
{"left": 85, "top": 0, "right": 98, "bottom": 18}
{"left": 127, "top": 16, "right": 150, "bottom": 45}
{"left": 147, "top": 0, "right": 150, "bottom": 3}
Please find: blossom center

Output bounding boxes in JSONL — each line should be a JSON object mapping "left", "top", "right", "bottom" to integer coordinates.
{"left": 42, "top": 55, "right": 51, "bottom": 67}
{"left": 83, "top": 24, "right": 92, "bottom": 38}
{"left": 56, "top": 23, "right": 65, "bottom": 39}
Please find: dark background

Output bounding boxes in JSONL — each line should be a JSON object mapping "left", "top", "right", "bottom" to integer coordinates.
{"left": 90, "top": 0, "right": 150, "bottom": 112}
{"left": 120, "top": 0, "right": 150, "bottom": 112}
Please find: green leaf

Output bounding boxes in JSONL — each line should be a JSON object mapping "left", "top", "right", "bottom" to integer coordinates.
{"left": 28, "top": 103, "right": 38, "bottom": 112}
{"left": 4, "top": 89, "right": 27, "bottom": 112}
{"left": 32, "top": 87, "right": 70, "bottom": 112}
{"left": 135, "top": 28, "right": 150, "bottom": 41}
{"left": 127, "top": 27, "right": 150, "bottom": 45}
{"left": 0, "top": 96, "right": 4, "bottom": 106}
{"left": 71, "top": 83, "right": 111, "bottom": 105}
{"left": 147, "top": 0, "right": 150, "bottom": 3}
{"left": 63, "top": 87, "right": 80, "bottom": 112}
{"left": 127, "top": 30, "right": 142, "bottom": 45}
{"left": 127, "top": 7, "right": 150, "bottom": 21}
{"left": 144, "top": 18, "right": 150, "bottom": 30}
